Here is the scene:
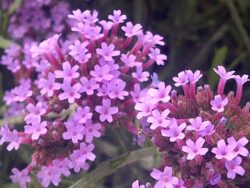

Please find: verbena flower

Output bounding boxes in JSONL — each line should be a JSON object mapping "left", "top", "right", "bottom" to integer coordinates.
{"left": 0, "top": 9, "right": 167, "bottom": 188}
{"left": 133, "top": 66, "right": 249, "bottom": 187}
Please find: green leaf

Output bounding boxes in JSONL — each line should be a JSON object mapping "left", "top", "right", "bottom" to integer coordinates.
{"left": 0, "top": 36, "right": 12, "bottom": 49}
{"left": 8, "top": 0, "right": 22, "bottom": 15}
{"left": 208, "top": 46, "right": 228, "bottom": 87}
{"left": 68, "top": 147, "right": 158, "bottom": 188}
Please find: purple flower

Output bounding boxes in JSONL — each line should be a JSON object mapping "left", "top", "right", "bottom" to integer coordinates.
{"left": 147, "top": 82, "right": 171, "bottom": 103}
{"left": 24, "top": 102, "right": 46, "bottom": 124}
{"left": 90, "top": 64, "right": 114, "bottom": 82}
{"left": 150, "top": 166, "right": 178, "bottom": 188}
{"left": 24, "top": 121, "right": 47, "bottom": 140}
{"left": 187, "top": 116, "right": 212, "bottom": 133}
{"left": 225, "top": 157, "right": 245, "bottom": 179}
{"left": 132, "top": 180, "right": 145, "bottom": 188}
{"left": 132, "top": 66, "right": 150, "bottom": 82}
{"left": 37, "top": 165, "right": 61, "bottom": 187}
{"left": 0, "top": 124, "right": 11, "bottom": 145}
{"left": 212, "top": 139, "right": 237, "bottom": 160}
{"left": 161, "top": 120, "right": 186, "bottom": 142}
{"left": 173, "top": 71, "right": 189, "bottom": 87}
{"left": 70, "top": 148, "right": 90, "bottom": 173}
{"left": 121, "top": 22, "right": 142, "bottom": 37}
{"left": 149, "top": 48, "right": 167, "bottom": 65}
{"left": 30, "top": 34, "right": 60, "bottom": 57}
{"left": 58, "top": 81, "right": 82, "bottom": 103}
{"left": 55, "top": 61, "right": 80, "bottom": 81}
{"left": 83, "top": 120, "right": 102, "bottom": 143}
{"left": 209, "top": 173, "right": 221, "bottom": 186}
{"left": 79, "top": 77, "right": 99, "bottom": 95}
{"left": 234, "top": 74, "right": 250, "bottom": 85}
{"left": 213, "top": 66, "right": 235, "bottom": 80}
{"left": 7, "top": 130, "right": 21, "bottom": 151}
{"left": 38, "top": 73, "right": 61, "bottom": 97}
{"left": 107, "top": 79, "right": 129, "bottom": 100}
{"left": 0, "top": 125, "right": 21, "bottom": 151}
{"left": 108, "top": 10, "right": 127, "bottom": 24}
{"left": 51, "top": 158, "right": 72, "bottom": 177}
{"left": 68, "top": 9, "right": 89, "bottom": 21}
{"left": 69, "top": 40, "right": 91, "bottom": 64}
{"left": 135, "top": 99, "right": 156, "bottom": 119}
{"left": 96, "top": 42, "right": 120, "bottom": 61}
{"left": 130, "top": 84, "right": 145, "bottom": 103}
{"left": 182, "top": 137, "right": 208, "bottom": 160}
{"left": 185, "top": 70, "right": 202, "bottom": 83}
{"left": 175, "top": 179, "right": 186, "bottom": 188}
{"left": 120, "top": 54, "right": 142, "bottom": 68}
{"left": 95, "top": 99, "right": 118, "bottom": 123}
{"left": 227, "top": 137, "right": 249, "bottom": 157}
{"left": 13, "top": 80, "right": 33, "bottom": 102}
{"left": 147, "top": 109, "right": 170, "bottom": 130}
{"left": 63, "top": 119, "right": 84, "bottom": 143}
{"left": 198, "top": 123, "right": 215, "bottom": 136}
{"left": 10, "top": 168, "right": 31, "bottom": 188}
{"left": 73, "top": 106, "right": 93, "bottom": 124}
{"left": 79, "top": 142, "right": 96, "bottom": 161}
{"left": 210, "top": 95, "right": 228, "bottom": 112}
{"left": 99, "top": 20, "right": 113, "bottom": 31}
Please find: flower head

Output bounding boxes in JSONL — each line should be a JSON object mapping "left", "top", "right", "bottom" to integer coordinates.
{"left": 212, "top": 139, "right": 237, "bottom": 160}
{"left": 95, "top": 99, "right": 118, "bottom": 123}
{"left": 182, "top": 137, "right": 208, "bottom": 160}
{"left": 10, "top": 168, "right": 31, "bottom": 188}
{"left": 210, "top": 95, "right": 228, "bottom": 112}
{"left": 150, "top": 166, "right": 178, "bottom": 188}
{"left": 225, "top": 157, "right": 245, "bottom": 179}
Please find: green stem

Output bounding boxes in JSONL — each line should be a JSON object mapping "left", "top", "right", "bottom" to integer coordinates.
{"left": 225, "top": 0, "right": 250, "bottom": 55}
{"left": 68, "top": 147, "right": 158, "bottom": 188}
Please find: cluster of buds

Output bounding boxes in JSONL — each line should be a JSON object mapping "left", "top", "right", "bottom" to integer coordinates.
{"left": 133, "top": 66, "right": 250, "bottom": 187}
{"left": 0, "top": 9, "right": 167, "bottom": 188}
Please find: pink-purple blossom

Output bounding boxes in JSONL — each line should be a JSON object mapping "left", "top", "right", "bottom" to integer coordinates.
{"left": 147, "top": 109, "right": 170, "bottom": 130}
{"left": 182, "top": 137, "right": 208, "bottom": 160}
{"left": 24, "top": 121, "right": 47, "bottom": 140}
{"left": 96, "top": 42, "right": 120, "bottom": 61}
{"left": 95, "top": 99, "right": 118, "bottom": 122}
{"left": 212, "top": 139, "right": 237, "bottom": 160}
{"left": 37, "top": 165, "right": 61, "bottom": 187}
{"left": 10, "top": 168, "right": 31, "bottom": 188}
{"left": 38, "top": 73, "right": 61, "bottom": 97}
{"left": 150, "top": 166, "right": 179, "bottom": 188}
{"left": 225, "top": 157, "right": 245, "bottom": 179}
{"left": 58, "top": 81, "right": 82, "bottom": 103}
{"left": 55, "top": 61, "right": 80, "bottom": 81}
{"left": 63, "top": 119, "right": 84, "bottom": 143}
{"left": 161, "top": 120, "right": 186, "bottom": 142}
{"left": 213, "top": 66, "right": 235, "bottom": 80}
{"left": 210, "top": 95, "right": 228, "bottom": 112}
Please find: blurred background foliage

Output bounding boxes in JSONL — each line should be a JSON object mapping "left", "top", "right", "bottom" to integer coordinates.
{"left": 0, "top": 0, "right": 250, "bottom": 187}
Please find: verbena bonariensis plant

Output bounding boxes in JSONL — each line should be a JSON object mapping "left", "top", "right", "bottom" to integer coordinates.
{"left": 7, "top": 0, "right": 69, "bottom": 41}
{"left": 0, "top": 0, "right": 70, "bottom": 73}
{"left": 0, "top": 9, "right": 167, "bottom": 188}
{"left": 133, "top": 66, "right": 250, "bottom": 188}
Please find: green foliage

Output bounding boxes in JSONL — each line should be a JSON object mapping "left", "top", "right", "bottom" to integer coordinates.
{"left": 69, "top": 147, "right": 158, "bottom": 188}
{"left": 0, "top": 36, "right": 11, "bottom": 49}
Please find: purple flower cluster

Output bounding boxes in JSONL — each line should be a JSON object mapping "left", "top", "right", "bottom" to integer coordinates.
{"left": 0, "top": 9, "right": 167, "bottom": 188}
{"left": 8, "top": 0, "right": 69, "bottom": 40}
{"left": 133, "top": 66, "right": 250, "bottom": 187}
{"left": 0, "top": 0, "right": 70, "bottom": 74}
